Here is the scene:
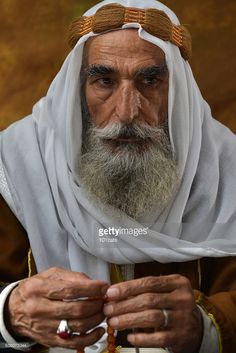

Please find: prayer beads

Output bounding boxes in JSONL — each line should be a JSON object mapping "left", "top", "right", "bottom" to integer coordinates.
{"left": 76, "top": 324, "right": 116, "bottom": 353}
{"left": 76, "top": 304, "right": 116, "bottom": 353}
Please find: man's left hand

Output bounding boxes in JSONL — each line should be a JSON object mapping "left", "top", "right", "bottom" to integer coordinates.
{"left": 104, "top": 275, "right": 203, "bottom": 353}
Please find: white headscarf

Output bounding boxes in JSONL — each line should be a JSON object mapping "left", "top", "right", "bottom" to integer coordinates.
{"left": 1, "top": 0, "right": 236, "bottom": 281}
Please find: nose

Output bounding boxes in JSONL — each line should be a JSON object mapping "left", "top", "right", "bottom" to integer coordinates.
{"left": 114, "top": 83, "right": 140, "bottom": 124}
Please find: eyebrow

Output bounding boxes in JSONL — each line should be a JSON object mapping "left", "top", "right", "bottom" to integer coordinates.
{"left": 136, "top": 62, "right": 168, "bottom": 77}
{"left": 85, "top": 65, "right": 114, "bottom": 77}
{"left": 84, "top": 61, "right": 168, "bottom": 78}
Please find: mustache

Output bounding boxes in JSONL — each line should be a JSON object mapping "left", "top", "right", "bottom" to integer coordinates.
{"left": 89, "top": 122, "right": 168, "bottom": 140}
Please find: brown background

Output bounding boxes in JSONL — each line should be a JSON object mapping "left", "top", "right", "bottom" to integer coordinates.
{"left": 0, "top": 0, "right": 235, "bottom": 131}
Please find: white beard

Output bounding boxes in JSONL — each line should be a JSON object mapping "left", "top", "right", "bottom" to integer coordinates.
{"left": 78, "top": 120, "right": 179, "bottom": 220}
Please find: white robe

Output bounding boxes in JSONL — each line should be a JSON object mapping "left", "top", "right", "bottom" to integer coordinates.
{"left": 0, "top": 0, "right": 236, "bottom": 284}
{"left": 1, "top": 1, "right": 235, "bottom": 353}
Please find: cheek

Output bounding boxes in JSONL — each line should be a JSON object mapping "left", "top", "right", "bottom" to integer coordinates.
{"left": 157, "top": 89, "right": 168, "bottom": 123}
{"left": 85, "top": 85, "right": 112, "bottom": 126}
{"left": 138, "top": 81, "right": 169, "bottom": 125}
{"left": 156, "top": 92, "right": 168, "bottom": 124}
{"left": 85, "top": 84, "right": 99, "bottom": 122}
{"left": 140, "top": 94, "right": 168, "bottom": 126}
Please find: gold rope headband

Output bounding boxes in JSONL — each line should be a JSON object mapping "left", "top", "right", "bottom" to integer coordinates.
{"left": 68, "top": 3, "right": 192, "bottom": 60}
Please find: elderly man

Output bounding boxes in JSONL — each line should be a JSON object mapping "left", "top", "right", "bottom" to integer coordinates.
{"left": 0, "top": 1, "right": 236, "bottom": 353}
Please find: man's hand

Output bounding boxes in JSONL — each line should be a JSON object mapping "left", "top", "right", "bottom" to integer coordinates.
{"left": 5, "top": 267, "right": 109, "bottom": 350}
{"left": 104, "top": 275, "right": 203, "bottom": 353}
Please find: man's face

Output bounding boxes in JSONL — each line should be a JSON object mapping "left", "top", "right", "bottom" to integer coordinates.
{"left": 84, "top": 29, "right": 168, "bottom": 130}
{"left": 79, "top": 29, "right": 178, "bottom": 219}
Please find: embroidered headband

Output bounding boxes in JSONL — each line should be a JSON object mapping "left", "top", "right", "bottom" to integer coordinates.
{"left": 68, "top": 3, "right": 192, "bottom": 60}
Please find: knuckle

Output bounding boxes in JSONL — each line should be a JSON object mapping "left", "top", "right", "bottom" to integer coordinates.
{"left": 54, "top": 284, "right": 73, "bottom": 299}
{"left": 20, "top": 281, "right": 33, "bottom": 298}
{"left": 72, "top": 304, "right": 85, "bottom": 318}
{"left": 76, "top": 301, "right": 102, "bottom": 317}
{"left": 54, "top": 304, "right": 65, "bottom": 318}
{"left": 45, "top": 283, "right": 62, "bottom": 298}
{"left": 25, "top": 299, "right": 38, "bottom": 317}
{"left": 171, "top": 273, "right": 184, "bottom": 283}
{"left": 73, "top": 314, "right": 104, "bottom": 333}
{"left": 22, "top": 277, "right": 43, "bottom": 297}
{"left": 46, "top": 267, "right": 67, "bottom": 280}
{"left": 156, "top": 333, "right": 169, "bottom": 347}
{"left": 78, "top": 271, "right": 89, "bottom": 279}
{"left": 74, "top": 321, "right": 85, "bottom": 332}
{"left": 179, "top": 291, "right": 194, "bottom": 307}
{"left": 147, "top": 276, "right": 158, "bottom": 284}
{"left": 145, "top": 293, "right": 158, "bottom": 307}
{"left": 49, "top": 266, "right": 60, "bottom": 273}
{"left": 178, "top": 275, "right": 191, "bottom": 288}
{"left": 141, "top": 276, "right": 157, "bottom": 288}
{"left": 185, "top": 291, "right": 194, "bottom": 302}
{"left": 61, "top": 288, "right": 71, "bottom": 299}
{"left": 44, "top": 267, "right": 63, "bottom": 277}
{"left": 147, "top": 310, "right": 159, "bottom": 324}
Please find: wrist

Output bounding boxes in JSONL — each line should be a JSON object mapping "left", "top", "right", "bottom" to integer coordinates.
{"left": 0, "top": 282, "right": 35, "bottom": 351}
{"left": 4, "top": 289, "right": 28, "bottom": 341}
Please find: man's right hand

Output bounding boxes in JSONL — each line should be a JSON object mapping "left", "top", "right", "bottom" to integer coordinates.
{"left": 5, "top": 267, "right": 109, "bottom": 350}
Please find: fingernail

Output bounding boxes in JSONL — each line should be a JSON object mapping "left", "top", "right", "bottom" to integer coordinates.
{"left": 103, "top": 304, "right": 113, "bottom": 315}
{"left": 101, "top": 284, "right": 109, "bottom": 295}
{"left": 106, "top": 287, "right": 119, "bottom": 298}
{"left": 127, "top": 334, "right": 135, "bottom": 343}
{"left": 109, "top": 317, "right": 119, "bottom": 327}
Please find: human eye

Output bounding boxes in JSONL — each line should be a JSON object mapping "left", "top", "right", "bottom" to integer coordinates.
{"left": 136, "top": 64, "right": 168, "bottom": 89}
{"left": 95, "top": 77, "right": 114, "bottom": 88}
{"left": 136, "top": 74, "right": 161, "bottom": 90}
{"left": 142, "top": 75, "right": 160, "bottom": 86}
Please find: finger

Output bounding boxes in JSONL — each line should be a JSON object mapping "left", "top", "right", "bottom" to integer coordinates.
{"left": 39, "top": 267, "right": 91, "bottom": 281}
{"left": 66, "top": 311, "right": 105, "bottom": 334}
{"left": 104, "top": 292, "right": 173, "bottom": 317}
{"left": 58, "top": 299, "right": 105, "bottom": 319}
{"left": 108, "top": 309, "right": 166, "bottom": 330}
{"left": 15, "top": 310, "right": 105, "bottom": 339}
{"left": 55, "top": 326, "right": 105, "bottom": 350}
{"left": 127, "top": 330, "right": 174, "bottom": 348}
{"left": 20, "top": 276, "right": 109, "bottom": 300}
{"left": 40, "top": 312, "right": 105, "bottom": 335}
{"left": 30, "top": 297, "right": 105, "bottom": 319}
{"left": 106, "top": 275, "right": 182, "bottom": 300}
{"left": 32, "top": 326, "right": 105, "bottom": 350}
{"left": 39, "top": 268, "right": 109, "bottom": 292}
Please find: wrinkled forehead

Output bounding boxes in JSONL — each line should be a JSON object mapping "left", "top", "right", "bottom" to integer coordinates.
{"left": 83, "top": 28, "right": 166, "bottom": 68}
